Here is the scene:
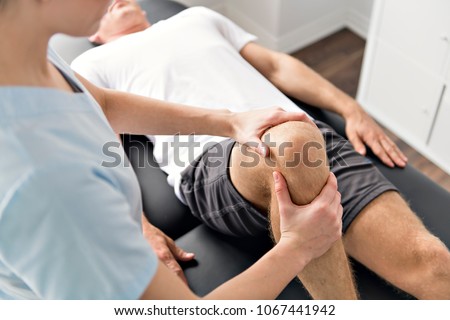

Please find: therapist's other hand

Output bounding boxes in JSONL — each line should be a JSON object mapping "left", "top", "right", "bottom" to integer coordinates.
{"left": 141, "top": 215, "right": 194, "bottom": 285}
{"left": 232, "top": 107, "right": 313, "bottom": 157}
{"left": 273, "top": 171, "right": 342, "bottom": 263}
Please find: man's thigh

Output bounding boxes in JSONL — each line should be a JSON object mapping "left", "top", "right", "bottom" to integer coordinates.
{"left": 342, "top": 191, "right": 444, "bottom": 291}
{"left": 179, "top": 139, "right": 268, "bottom": 237}
{"left": 180, "top": 120, "right": 396, "bottom": 237}
{"left": 313, "top": 121, "right": 398, "bottom": 232}
{"left": 229, "top": 119, "right": 399, "bottom": 232}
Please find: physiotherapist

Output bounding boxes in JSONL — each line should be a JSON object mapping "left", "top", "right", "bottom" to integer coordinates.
{"left": 0, "top": 0, "right": 342, "bottom": 299}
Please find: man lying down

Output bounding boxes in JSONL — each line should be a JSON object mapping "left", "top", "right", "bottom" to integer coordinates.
{"left": 71, "top": 1, "right": 450, "bottom": 299}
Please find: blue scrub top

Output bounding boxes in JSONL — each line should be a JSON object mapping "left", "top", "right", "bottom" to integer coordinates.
{"left": 0, "top": 48, "right": 158, "bottom": 299}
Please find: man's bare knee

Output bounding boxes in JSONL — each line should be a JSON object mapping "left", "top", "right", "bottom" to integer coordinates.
{"left": 229, "top": 121, "right": 329, "bottom": 210}
{"left": 263, "top": 121, "right": 329, "bottom": 205}
{"left": 386, "top": 233, "right": 450, "bottom": 299}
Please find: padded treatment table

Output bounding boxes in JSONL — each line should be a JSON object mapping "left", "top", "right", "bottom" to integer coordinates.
{"left": 52, "top": 0, "right": 450, "bottom": 299}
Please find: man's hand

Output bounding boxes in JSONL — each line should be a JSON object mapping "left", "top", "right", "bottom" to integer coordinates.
{"left": 345, "top": 108, "right": 408, "bottom": 168}
{"left": 273, "top": 171, "right": 343, "bottom": 263}
{"left": 141, "top": 215, "right": 195, "bottom": 284}
{"left": 231, "top": 107, "right": 313, "bottom": 157}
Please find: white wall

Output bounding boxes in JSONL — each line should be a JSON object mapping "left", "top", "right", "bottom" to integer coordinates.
{"left": 175, "top": 0, "right": 374, "bottom": 52}
{"left": 175, "top": 0, "right": 226, "bottom": 14}
{"left": 347, "top": 0, "right": 374, "bottom": 18}
{"left": 346, "top": 0, "right": 374, "bottom": 38}
{"left": 279, "top": 0, "right": 347, "bottom": 35}
{"left": 225, "top": 0, "right": 280, "bottom": 50}
{"left": 227, "top": 0, "right": 280, "bottom": 35}
{"left": 277, "top": 0, "right": 348, "bottom": 52}
{"left": 175, "top": 0, "right": 221, "bottom": 7}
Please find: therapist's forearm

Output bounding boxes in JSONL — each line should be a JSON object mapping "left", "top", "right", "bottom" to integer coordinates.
{"left": 204, "top": 242, "right": 308, "bottom": 299}
{"left": 75, "top": 71, "right": 234, "bottom": 137}
{"left": 103, "top": 89, "right": 234, "bottom": 136}
{"left": 142, "top": 240, "right": 309, "bottom": 300}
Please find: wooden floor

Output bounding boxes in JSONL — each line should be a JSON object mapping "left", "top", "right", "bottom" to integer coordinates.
{"left": 291, "top": 29, "right": 450, "bottom": 193}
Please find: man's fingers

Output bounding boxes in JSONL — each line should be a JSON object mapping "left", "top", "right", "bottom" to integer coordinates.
{"left": 380, "top": 138, "right": 407, "bottom": 167}
{"left": 166, "top": 259, "right": 189, "bottom": 285}
{"left": 371, "top": 140, "right": 394, "bottom": 167}
{"left": 159, "top": 247, "right": 189, "bottom": 284}
{"left": 348, "top": 131, "right": 366, "bottom": 156}
{"left": 272, "top": 171, "right": 293, "bottom": 212}
{"left": 177, "top": 271, "right": 189, "bottom": 285}
{"left": 166, "top": 238, "right": 195, "bottom": 262}
{"left": 173, "top": 246, "right": 195, "bottom": 262}
{"left": 177, "top": 250, "right": 195, "bottom": 261}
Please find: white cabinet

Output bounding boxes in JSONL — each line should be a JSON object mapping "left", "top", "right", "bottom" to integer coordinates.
{"left": 378, "top": 1, "right": 450, "bottom": 75}
{"left": 428, "top": 87, "right": 450, "bottom": 168}
{"left": 358, "top": 0, "right": 450, "bottom": 175}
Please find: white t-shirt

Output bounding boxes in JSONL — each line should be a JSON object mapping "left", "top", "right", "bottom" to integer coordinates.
{"left": 72, "top": 7, "right": 306, "bottom": 203}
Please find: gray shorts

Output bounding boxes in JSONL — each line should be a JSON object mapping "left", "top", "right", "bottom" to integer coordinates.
{"left": 179, "top": 120, "right": 398, "bottom": 237}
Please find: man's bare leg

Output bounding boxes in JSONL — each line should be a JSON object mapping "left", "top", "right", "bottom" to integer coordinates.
{"left": 344, "top": 191, "right": 450, "bottom": 299}
{"left": 270, "top": 196, "right": 357, "bottom": 299}
{"left": 230, "top": 121, "right": 357, "bottom": 299}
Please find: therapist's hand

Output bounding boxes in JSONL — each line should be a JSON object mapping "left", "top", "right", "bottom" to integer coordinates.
{"left": 141, "top": 214, "right": 195, "bottom": 285}
{"left": 231, "top": 107, "right": 313, "bottom": 157}
{"left": 273, "top": 171, "right": 343, "bottom": 263}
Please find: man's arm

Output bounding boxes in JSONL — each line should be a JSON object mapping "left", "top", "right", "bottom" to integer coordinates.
{"left": 75, "top": 72, "right": 311, "bottom": 157}
{"left": 240, "top": 42, "right": 408, "bottom": 168}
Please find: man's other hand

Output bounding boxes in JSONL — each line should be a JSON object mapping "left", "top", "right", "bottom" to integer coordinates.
{"left": 345, "top": 109, "right": 408, "bottom": 168}
{"left": 141, "top": 214, "right": 195, "bottom": 284}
